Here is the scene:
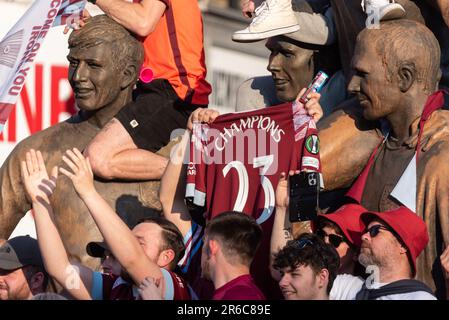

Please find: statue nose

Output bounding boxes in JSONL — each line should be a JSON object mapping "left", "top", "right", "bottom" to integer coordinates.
{"left": 73, "top": 62, "right": 88, "bottom": 82}
{"left": 347, "top": 75, "right": 361, "bottom": 94}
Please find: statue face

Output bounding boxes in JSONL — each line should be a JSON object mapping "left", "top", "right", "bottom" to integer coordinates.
{"left": 348, "top": 36, "right": 399, "bottom": 121}
{"left": 266, "top": 36, "right": 315, "bottom": 102}
{"left": 67, "top": 42, "right": 123, "bottom": 111}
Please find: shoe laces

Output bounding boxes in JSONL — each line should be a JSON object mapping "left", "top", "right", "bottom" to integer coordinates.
{"left": 252, "top": 1, "right": 271, "bottom": 26}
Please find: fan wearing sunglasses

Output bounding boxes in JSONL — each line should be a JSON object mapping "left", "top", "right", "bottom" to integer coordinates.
{"left": 314, "top": 204, "right": 366, "bottom": 276}
{"left": 331, "top": 206, "right": 436, "bottom": 300}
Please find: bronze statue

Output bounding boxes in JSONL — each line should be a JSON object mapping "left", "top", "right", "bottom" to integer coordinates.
{"left": 318, "top": 20, "right": 449, "bottom": 298}
{"left": 0, "top": 15, "right": 170, "bottom": 268}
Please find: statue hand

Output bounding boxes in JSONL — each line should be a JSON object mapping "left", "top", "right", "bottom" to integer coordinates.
{"left": 441, "top": 244, "right": 449, "bottom": 280}
{"left": 59, "top": 148, "right": 95, "bottom": 198}
{"left": 20, "top": 149, "right": 58, "bottom": 205}
{"left": 406, "top": 110, "right": 449, "bottom": 151}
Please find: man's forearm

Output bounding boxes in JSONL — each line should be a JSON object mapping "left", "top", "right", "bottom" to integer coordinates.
{"left": 95, "top": 0, "right": 166, "bottom": 37}
{"left": 270, "top": 206, "right": 292, "bottom": 280}
{"left": 160, "top": 129, "right": 193, "bottom": 238}
{"left": 80, "top": 190, "right": 162, "bottom": 284}
{"left": 32, "top": 201, "right": 92, "bottom": 300}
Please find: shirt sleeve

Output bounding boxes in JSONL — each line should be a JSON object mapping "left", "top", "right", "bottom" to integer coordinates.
{"left": 329, "top": 274, "right": 364, "bottom": 300}
{"left": 177, "top": 221, "right": 204, "bottom": 274}
{"left": 185, "top": 123, "right": 207, "bottom": 208}
{"left": 91, "top": 271, "right": 104, "bottom": 300}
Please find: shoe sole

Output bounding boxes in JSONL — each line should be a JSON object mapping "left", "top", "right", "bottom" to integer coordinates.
{"left": 232, "top": 25, "right": 300, "bottom": 43}
{"left": 380, "top": 5, "right": 406, "bottom": 21}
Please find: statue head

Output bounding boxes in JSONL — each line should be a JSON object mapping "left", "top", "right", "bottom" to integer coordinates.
{"left": 348, "top": 20, "right": 441, "bottom": 121}
{"left": 266, "top": 36, "right": 338, "bottom": 102}
{"left": 265, "top": 0, "right": 340, "bottom": 102}
{"left": 67, "top": 15, "right": 144, "bottom": 112}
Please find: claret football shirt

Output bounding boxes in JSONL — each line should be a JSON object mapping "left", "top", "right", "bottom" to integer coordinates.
{"left": 184, "top": 102, "right": 321, "bottom": 297}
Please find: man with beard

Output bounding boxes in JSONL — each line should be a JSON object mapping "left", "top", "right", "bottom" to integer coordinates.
{"left": 331, "top": 207, "right": 436, "bottom": 300}
{"left": 20, "top": 149, "right": 192, "bottom": 300}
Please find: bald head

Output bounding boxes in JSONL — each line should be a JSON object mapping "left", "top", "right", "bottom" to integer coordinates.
{"left": 358, "top": 20, "right": 441, "bottom": 93}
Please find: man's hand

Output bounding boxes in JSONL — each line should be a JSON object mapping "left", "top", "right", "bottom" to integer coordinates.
{"left": 63, "top": 9, "right": 91, "bottom": 34}
{"left": 187, "top": 108, "right": 220, "bottom": 131}
{"left": 21, "top": 149, "right": 58, "bottom": 205}
{"left": 276, "top": 170, "right": 299, "bottom": 209}
{"left": 59, "top": 148, "right": 95, "bottom": 198}
{"left": 138, "top": 277, "right": 164, "bottom": 300}
{"left": 241, "top": 0, "right": 256, "bottom": 18}
{"left": 296, "top": 88, "right": 324, "bottom": 122}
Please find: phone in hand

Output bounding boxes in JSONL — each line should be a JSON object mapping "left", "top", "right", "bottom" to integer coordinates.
{"left": 288, "top": 172, "right": 320, "bottom": 222}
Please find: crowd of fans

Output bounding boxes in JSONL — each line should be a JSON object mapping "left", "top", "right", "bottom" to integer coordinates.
{"left": 1, "top": 0, "right": 449, "bottom": 301}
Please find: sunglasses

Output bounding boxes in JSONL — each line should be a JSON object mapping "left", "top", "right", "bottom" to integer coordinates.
{"left": 290, "top": 238, "right": 314, "bottom": 250}
{"left": 316, "top": 229, "right": 345, "bottom": 248}
{"left": 363, "top": 224, "right": 391, "bottom": 238}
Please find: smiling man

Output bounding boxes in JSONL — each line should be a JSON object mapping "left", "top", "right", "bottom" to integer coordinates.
{"left": 0, "top": 236, "right": 49, "bottom": 300}
{"left": 273, "top": 233, "right": 339, "bottom": 300}
{"left": 0, "top": 15, "right": 166, "bottom": 270}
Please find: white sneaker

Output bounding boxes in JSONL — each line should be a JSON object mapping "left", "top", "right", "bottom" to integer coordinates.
{"left": 232, "top": 0, "right": 300, "bottom": 43}
{"left": 363, "top": 0, "right": 405, "bottom": 21}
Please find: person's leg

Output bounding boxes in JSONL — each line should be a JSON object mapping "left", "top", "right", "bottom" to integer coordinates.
{"left": 363, "top": 0, "right": 405, "bottom": 26}
{"left": 84, "top": 118, "right": 168, "bottom": 180}
{"left": 232, "top": 0, "right": 299, "bottom": 42}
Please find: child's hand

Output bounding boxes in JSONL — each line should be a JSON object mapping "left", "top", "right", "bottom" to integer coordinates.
{"left": 63, "top": 9, "right": 91, "bottom": 34}
{"left": 59, "top": 148, "right": 95, "bottom": 198}
{"left": 296, "top": 88, "right": 324, "bottom": 122}
{"left": 241, "top": 0, "right": 255, "bottom": 18}
{"left": 21, "top": 149, "right": 58, "bottom": 205}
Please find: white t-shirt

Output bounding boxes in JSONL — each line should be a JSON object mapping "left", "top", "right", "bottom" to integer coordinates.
{"left": 330, "top": 274, "right": 437, "bottom": 300}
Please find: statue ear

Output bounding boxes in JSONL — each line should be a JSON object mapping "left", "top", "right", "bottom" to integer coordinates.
{"left": 398, "top": 62, "right": 416, "bottom": 92}
{"left": 121, "top": 64, "right": 138, "bottom": 90}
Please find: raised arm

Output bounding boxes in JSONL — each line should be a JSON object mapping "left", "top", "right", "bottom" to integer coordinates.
{"left": 159, "top": 108, "right": 220, "bottom": 238}
{"left": 94, "top": 0, "right": 166, "bottom": 37}
{"left": 59, "top": 149, "right": 163, "bottom": 286}
{"left": 270, "top": 172, "right": 294, "bottom": 281}
{"left": 21, "top": 150, "right": 94, "bottom": 300}
{"left": 159, "top": 129, "right": 193, "bottom": 238}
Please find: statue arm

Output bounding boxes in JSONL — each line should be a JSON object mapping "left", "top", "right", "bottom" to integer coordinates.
{"left": 159, "top": 130, "right": 193, "bottom": 239}
{"left": 0, "top": 152, "right": 31, "bottom": 239}
{"left": 318, "top": 99, "right": 381, "bottom": 191}
{"left": 95, "top": 0, "right": 166, "bottom": 37}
